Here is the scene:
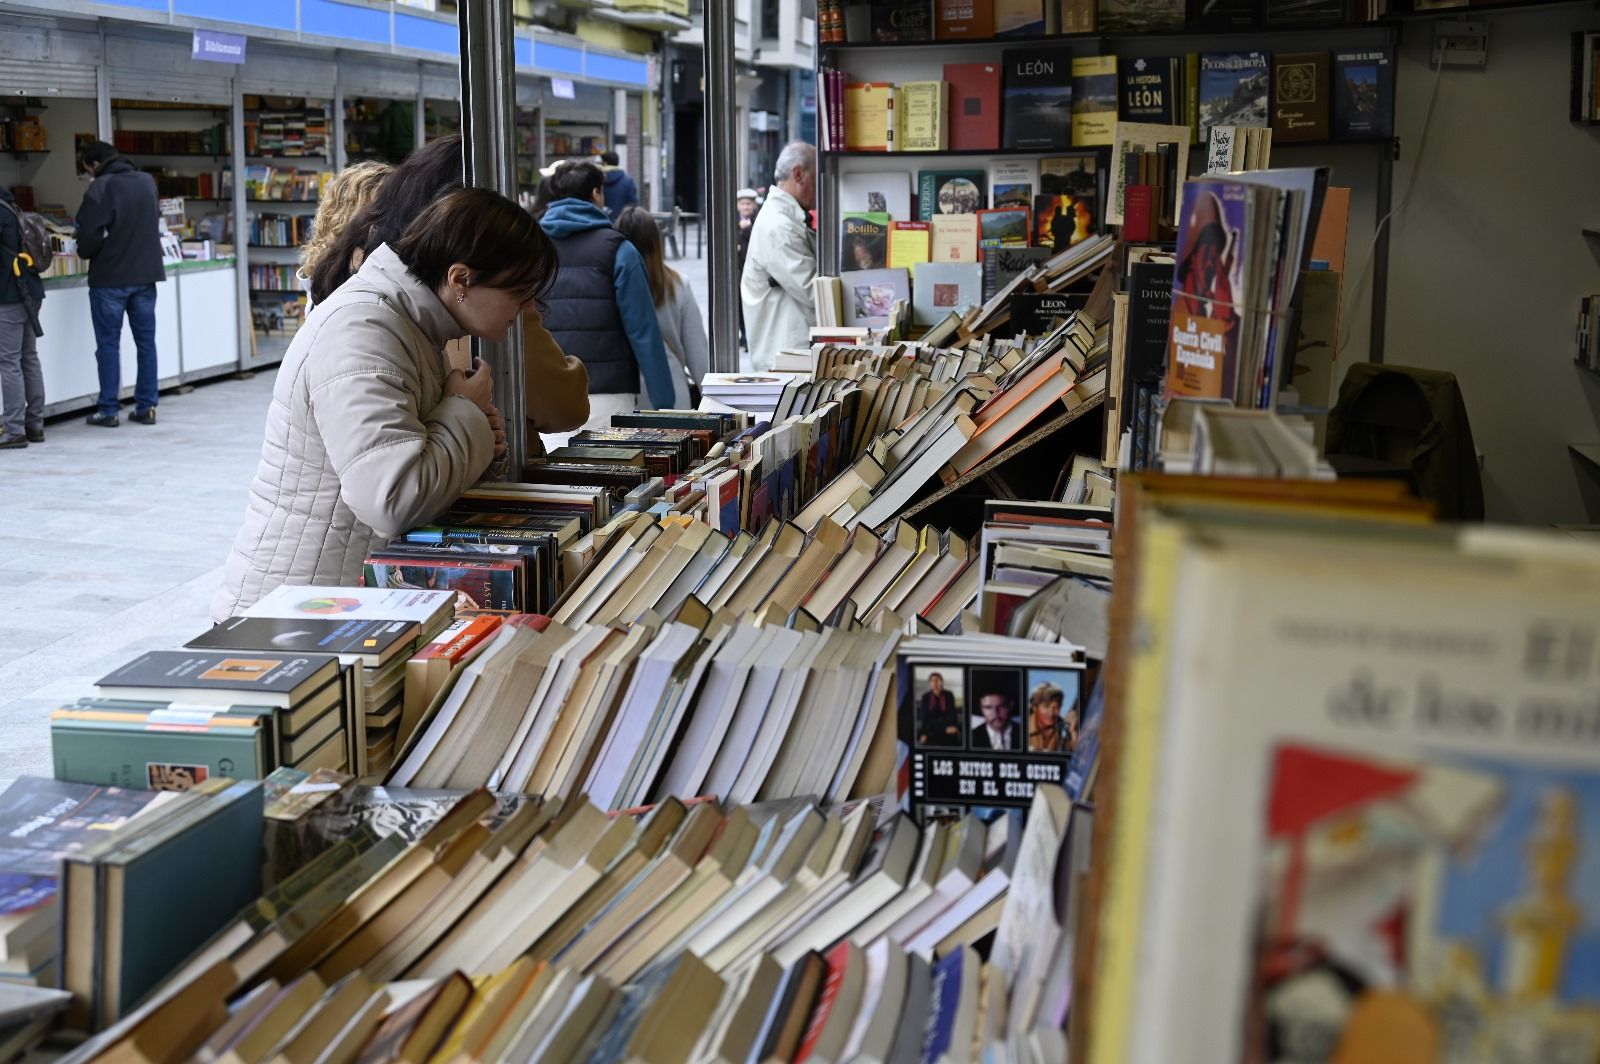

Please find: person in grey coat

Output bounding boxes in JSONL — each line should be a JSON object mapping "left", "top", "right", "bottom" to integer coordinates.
{"left": 213, "top": 188, "right": 558, "bottom": 620}
{"left": 0, "top": 187, "right": 45, "bottom": 449}
{"left": 615, "top": 205, "right": 709, "bottom": 406}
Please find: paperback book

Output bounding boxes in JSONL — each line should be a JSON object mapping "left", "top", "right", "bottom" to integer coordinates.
{"left": 1199, "top": 51, "right": 1270, "bottom": 142}
{"left": 1332, "top": 47, "right": 1395, "bottom": 139}
{"left": 1001, "top": 48, "right": 1073, "bottom": 151}
{"left": 840, "top": 213, "right": 890, "bottom": 271}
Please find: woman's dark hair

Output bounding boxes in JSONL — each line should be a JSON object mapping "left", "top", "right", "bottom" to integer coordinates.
{"left": 393, "top": 187, "right": 558, "bottom": 305}
{"left": 543, "top": 161, "right": 605, "bottom": 204}
{"left": 615, "top": 205, "right": 677, "bottom": 308}
{"left": 310, "top": 133, "right": 464, "bottom": 303}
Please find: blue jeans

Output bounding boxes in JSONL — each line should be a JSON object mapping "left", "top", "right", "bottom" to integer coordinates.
{"left": 89, "top": 284, "right": 159, "bottom": 418}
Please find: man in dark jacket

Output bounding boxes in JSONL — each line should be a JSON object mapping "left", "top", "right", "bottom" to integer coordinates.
{"left": 598, "top": 151, "right": 638, "bottom": 221}
{"left": 75, "top": 141, "right": 165, "bottom": 427}
{"left": 0, "top": 187, "right": 45, "bottom": 449}
{"left": 537, "top": 161, "right": 672, "bottom": 441}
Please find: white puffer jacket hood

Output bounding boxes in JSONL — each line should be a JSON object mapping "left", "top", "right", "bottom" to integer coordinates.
{"left": 212, "top": 244, "right": 494, "bottom": 621}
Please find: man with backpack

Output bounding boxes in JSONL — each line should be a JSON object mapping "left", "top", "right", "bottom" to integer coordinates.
{"left": 0, "top": 185, "right": 46, "bottom": 450}
{"left": 76, "top": 141, "right": 165, "bottom": 428}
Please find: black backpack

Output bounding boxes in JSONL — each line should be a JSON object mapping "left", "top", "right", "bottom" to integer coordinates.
{"left": 3, "top": 199, "right": 53, "bottom": 273}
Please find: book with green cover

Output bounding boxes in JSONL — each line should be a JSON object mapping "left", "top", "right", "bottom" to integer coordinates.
{"left": 51, "top": 707, "right": 270, "bottom": 790}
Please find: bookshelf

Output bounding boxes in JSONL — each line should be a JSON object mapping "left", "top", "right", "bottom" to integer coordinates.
{"left": 110, "top": 100, "right": 233, "bottom": 235}
{"left": 344, "top": 96, "right": 417, "bottom": 164}
{"left": 516, "top": 105, "right": 543, "bottom": 191}
{"left": 544, "top": 118, "right": 610, "bottom": 162}
{"left": 240, "top": 96, "right": 331, "bottom": 364}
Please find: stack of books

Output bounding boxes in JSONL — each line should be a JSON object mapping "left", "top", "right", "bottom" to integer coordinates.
{"left": 1157, "top": 398, "right": 1336, "bottom": 478}
{"left": 62, "top": 781, "right": 1085, "bottom": 1062}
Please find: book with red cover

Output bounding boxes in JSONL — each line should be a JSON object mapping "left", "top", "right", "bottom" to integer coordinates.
{"left": 1122, "top": 184, "right": 1156, "bottom": 242}
{"left": 944, "top": 63, "right": 1002, "bottom": 152}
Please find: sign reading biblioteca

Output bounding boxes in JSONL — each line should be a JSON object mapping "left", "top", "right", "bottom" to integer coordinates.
{"left": 192, "top": 29, "right": 247, "bottom": 65}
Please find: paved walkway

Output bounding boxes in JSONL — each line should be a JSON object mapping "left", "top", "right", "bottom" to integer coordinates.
{"left": 0, "top": 255, "right": 723, "bottom": 790}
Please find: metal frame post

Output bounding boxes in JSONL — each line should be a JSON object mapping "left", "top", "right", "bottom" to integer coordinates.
{"left": 706, "top": 0, "right": 741, "bottom": 372}
{"left": 460, "top": 0, "right": 527, "bottom": 470}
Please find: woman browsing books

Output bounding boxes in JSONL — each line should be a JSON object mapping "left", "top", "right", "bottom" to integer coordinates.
{"left": 615, "top": 205, "right": 709, "bottom": 409}
{"left": 212, "top": 187, "right": 558, "bottom": 620}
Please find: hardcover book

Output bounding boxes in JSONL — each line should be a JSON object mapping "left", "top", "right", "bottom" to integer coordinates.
{"left": 844, "top": 82, "right": 896, "bottom": 151}
{"left": 1271, "top": 52, "right": 1330, "bottom": 142}
{"left": 1001, "top": 48, "right": 1073, "bottom": 151}
{"left": 839, "top": 170, "right": 913, "bottom": 219}
{"left": 944, "top": 63, "right": 1002, "bottom": 151}
{"left": 96, "top": 651, "right": 340, "bottom": 708}
{"left": 1263, "top": 0, "right": 1343, "bottom": 24}
{"left": 994, "top": 0, "right": 1046, "bottom": 35}
{"left": 978, "top": 206, "right": 1031, "bottom": 251}
{"left": 1096, "top": 0, "right": 1184, "bottom": 32}
{"left": 1037, "top": 154, "right": 1101, "bottom": 247}
{"left": 888, "top": 220, "right": 932, "bottom": 270}
{"left": 870, "top": 0, "right": 934, "bottom": 39}
{"left": 1119, "top": 56, "right": 1179, "bottom": 125}
{"left": 981, "top": 245, "right": 1051, "bottom": 301}
{"left": 935, "top": 0, "right": 994, "bottom": 36}
{"left": 912, "top": 262, "right": 984, "bottom": 325}
{"left": 897, "top": 81, "right": 948, "bottom": 151}
{"left": 988, "top": 159, "right": 1037, "bottom": 209}
{"left": 0, "top": 778, "right": 168, "bottom": 876}
{"left": 1199, "top": 51, "right": 1270, "bottom": 142}
{"left": 929, "top": 212, "right": 981, "bottom": 262}
{"left": 188, "top": 616, "right": 418, "bottom": 665}
{"left": 840, "top": 213, "right": 890, "bottom": 271}
{"left": 917, "top": 169, "right": 988, "bottom": 220}
{"left": 1188, "top": 0, "right": 1258, "bottom": 29}
{"left": 840, "top": 267, "right": 912, "bottom": 327}
{"left": 1070, "top": 56, "right": 1118, "bottom": 146}
{"left": 1332, "top": 47, "right": 1394, "bottom": 139}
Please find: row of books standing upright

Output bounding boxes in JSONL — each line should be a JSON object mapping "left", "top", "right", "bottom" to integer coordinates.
{"left": 819, "top": 46, "right": 1395, "bottom": 157}
{"left": 818, "top": 0, "right": 1385, "bottom": 41}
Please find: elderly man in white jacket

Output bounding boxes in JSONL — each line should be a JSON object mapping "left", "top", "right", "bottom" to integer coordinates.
{"left": 740, "top": 141, "right": 817, "bottom": 372}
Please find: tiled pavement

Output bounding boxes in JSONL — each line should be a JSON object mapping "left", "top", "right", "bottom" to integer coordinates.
{"left": 0, "top": 250, "right": 718, "bottom": 791}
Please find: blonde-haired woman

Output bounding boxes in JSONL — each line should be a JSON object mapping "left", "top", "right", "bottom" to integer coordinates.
{"left": 297, "top": 160, "right": 393, "bottom": 309}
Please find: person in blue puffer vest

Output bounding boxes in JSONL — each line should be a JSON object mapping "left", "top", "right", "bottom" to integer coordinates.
{"left": 535, "top": 160, "right": 673, "bottom": 436}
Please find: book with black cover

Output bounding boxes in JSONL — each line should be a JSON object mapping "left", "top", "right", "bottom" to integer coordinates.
{"left": 1119, "top": 57, "right": 1180, "bottom": 126}
{"left": 870, "top": 0, "right": 934, "bottom": 39}
{"left": 1124, "top": 259, "right": 1175, "bottom": 431}
{"left": 188, "top": 616, "right": 419, "bottom": 667}
{"left": 1188, "top": 0, "right": 1257, "bottom": 29}
{"left": 1001, "top": 48, "right": 1073, "bottom": 151}
{"left": 96, "top": 651, "right": 341, "bottom": 709}
{"left": 981, "top": 245, "right": 1051, "bottom": 301}
{"left": 1012, "top": 292, "right": 1087, "bottom": 337}
{"left": 1332, "top": 47, "right": 1394, "bottom": 139}
{"left": 1264, "top": 0, "right": 1343, "bottom": 24}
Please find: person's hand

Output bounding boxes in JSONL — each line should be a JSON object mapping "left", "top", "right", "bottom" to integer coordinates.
{"left": 483, "top": 402, "right": 507, "bottom": 458}
{"left": 445, "top": 359, "right": 493, "bottom": 412}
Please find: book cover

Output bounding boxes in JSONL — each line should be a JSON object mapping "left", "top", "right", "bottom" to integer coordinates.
{"left": 981, "top": 245, "right": 1051, "bottom": 300}
{"left": 1119, "top": 57, "right": 1179, "bottom": 125}
{"left": 1038, "top": 154, "right": 1102, "bottom": 247}
{"left": 1272, "top": 52, "right": 1330, "bottom": 143}
{"left": 922, "top": 947, "right": 967, "bottom": 1060}
{"left": 1032, "top": 195, "right": 1075, "bottom": 252}
{"left": 935, "top": 0, "right": 994, "bottom": 37}
{"left": 841, "top": 212, "right": 891, "bottom": 271}
{"left": 888, "top": 221, "right": 932, "bottom": 270}
{"left": 1122, "top": 184, "right": 1156, "bottom": 242}
{"left": 994, "top": 0, "right": 1046, "bottom": 35}
{"left": 1096, "top": 0, "right": 1184, "bottom": 31}
{"left": 189, "top": 617, "right": 418, "bottom": 663}
{"left": 1002, "top": 49, "right": 1073, "bottom": 151}
{"left": 1166, "top": 179, "right": 1248, "bottom": 399}
{"left": 913, "top": 262, "right": 984, "bottom": 325}
{"left": 1199, "top": 52, "right": 1270, "bottom": 142}
{"left": 240, "top": 586, "right": 454, "bottom": 625}
{"left": 839, "top": 170, "right": 914, "bottom": 219}
{"left": 0, "top": 779, "right": 167, "bottom": 877}
{"left": 97, "top": 651, "right": 337, "bottom": 699}
{"left": 52, "top": 710, "right": 270, "bottom": 790}
{"left": 844, "top": 82, "right": 896, "bottom": 151}
{"left": 841, "top": 267, "right": 913, "bottom": 327}
{"left": 944, "top": 63, "right": 1002, "bottom": 151}
{"left": 929, "top": 212, "right": 980, "bottom": 262}
{"left": 1126, "top": 258, "right": 1176, "bottom": 388}
{"left": 1263, "top": 0, "right": 1342, "bottom": 24}
{"left": 918, "top": 169, "right": 987, "bottom": 220}
{"left": 1332, "top": 47, "right": 1394, "bottom": 139}
{"left": 1011, "top": 291, "right": 1088, "bottom": 335}
{"left": 1071, "top": 56, "right": 1118, "bottom": 146}
{"left": 1188, "top": 0, "right": 1258, "bottom": 28}
{"left": 898, "top": 81, "right": 948, "bottom": 152}
{"left": 988, "top": 159, "right": 1037, "bottom": 209}
{"left": 361, "top": 558, "right": 520, "bottom": 612}
{"left": 978, "top": 206, "right": 1031, "bottom": 251}
{"left": 870, "top": 0, "right": 934, "bottom": 39}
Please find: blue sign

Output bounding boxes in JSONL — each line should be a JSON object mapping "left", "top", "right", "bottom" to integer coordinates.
{"left": 192, "top": 28, "right": 247, "bottom": 64}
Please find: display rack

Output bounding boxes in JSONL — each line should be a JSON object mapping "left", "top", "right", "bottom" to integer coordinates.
{"left": 111, "top": 99, "right": 233, "bottom": 240}
{"left": 813, "top": 22, "right": 1400, "bottom": 359}
{"left": 516, "top": 104, "right": 543, "bottom": 190}
{"left": 544, "top": 117, "right": 610, "bottom": 162}
{"left": 344, "top": 95, "right": 418, "bottom": 164}
{"left": 241, "top": 96, "right": 332, "bottom": 364}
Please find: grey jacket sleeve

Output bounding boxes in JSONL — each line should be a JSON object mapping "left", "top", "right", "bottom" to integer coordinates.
{"left": 306, "top": 308, "right": 495, "bottom": 539}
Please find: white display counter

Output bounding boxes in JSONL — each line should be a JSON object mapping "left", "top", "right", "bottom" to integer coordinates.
{"left": 38, "top": 259, "right": 243, "bottom": 418}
